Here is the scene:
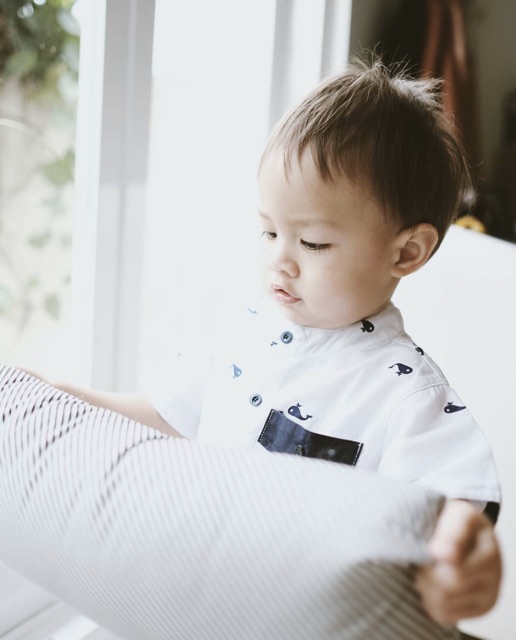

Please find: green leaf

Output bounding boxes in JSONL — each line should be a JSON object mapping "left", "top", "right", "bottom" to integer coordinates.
{"left": 41, "top": 150, "right": 74, "bottom": 185}
{"left": 48, "top": 0, "right": 78, "bottom": 10}
{"left": 5, "top": 49, "right": 39, "bottom": 78}
{"left": 28, "top": 231, "right": 52, "bottom": 248}
{"left": 43, "top": 292, "right": 60, "bottom": 319}
{"left": 56, "top": 9, "right": 80, "bottom": 37}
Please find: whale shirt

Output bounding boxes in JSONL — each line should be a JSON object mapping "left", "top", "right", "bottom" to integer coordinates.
{"left": 157, "top": 298, "right": 501, "bottom": 510}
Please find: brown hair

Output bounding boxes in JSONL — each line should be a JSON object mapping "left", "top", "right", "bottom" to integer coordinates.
{"left": 259, "top": 58, "right": 473, "bottom": 251}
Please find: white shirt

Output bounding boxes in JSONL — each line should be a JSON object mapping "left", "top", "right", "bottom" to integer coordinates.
{"left": 158, "top": 299, "right": 501, "bottom": 505}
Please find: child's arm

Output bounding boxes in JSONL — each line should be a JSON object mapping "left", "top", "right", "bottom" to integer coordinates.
{"left": 415, "top": 499, "right": 502, "bottom": 624}
{"left": 22, "top": 369, "right": 181, "bottom": 437}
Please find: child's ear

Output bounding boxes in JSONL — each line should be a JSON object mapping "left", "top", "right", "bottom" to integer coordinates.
{"left": 391, "top": 224, "right": 439, "bottom": 277}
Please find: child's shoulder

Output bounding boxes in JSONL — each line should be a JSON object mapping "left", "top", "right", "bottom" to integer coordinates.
{"left": 363, "top": 303, "right": 450, "bottom": 390}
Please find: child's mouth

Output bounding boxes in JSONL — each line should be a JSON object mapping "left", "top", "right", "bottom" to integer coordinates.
{"left": 271, "top": 286, "right": 301, "bottom": 305}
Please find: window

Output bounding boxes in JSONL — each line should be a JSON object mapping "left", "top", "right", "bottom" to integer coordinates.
{"left": 0, "top": 0, "right": 80, "bottom": 380}
{"left": 0, "top": 1, "right": 90, "bottom": 635}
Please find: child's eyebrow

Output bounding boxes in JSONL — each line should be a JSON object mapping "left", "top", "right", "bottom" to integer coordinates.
{"left": 257, "top": 210, "right": 339, "bottom": 229}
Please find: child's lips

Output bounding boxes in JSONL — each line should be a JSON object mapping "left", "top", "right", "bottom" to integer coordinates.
{"left": 271, "top": 285, "right": 301, "bottom": 305}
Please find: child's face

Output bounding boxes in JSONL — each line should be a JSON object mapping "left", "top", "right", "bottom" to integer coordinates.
{"left": 257, "top": 151, "right": 402, "bottom": 329}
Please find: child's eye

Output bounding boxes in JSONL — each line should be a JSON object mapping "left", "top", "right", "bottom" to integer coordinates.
{"left": 261, "top": 231, "right": 277, "bottom": 240}
{"left": 301, "top": 240, "right": 330, "bottom": 251}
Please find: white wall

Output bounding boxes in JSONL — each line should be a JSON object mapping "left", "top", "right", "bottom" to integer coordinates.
{"left": 138, "top": 0, "right": 276, "bottom": 401}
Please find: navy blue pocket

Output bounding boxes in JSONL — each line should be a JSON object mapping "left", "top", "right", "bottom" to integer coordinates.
{"left": 258, "top": 409, "right": 363, "bottom": 466}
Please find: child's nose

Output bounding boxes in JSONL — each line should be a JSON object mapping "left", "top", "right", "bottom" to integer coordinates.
{"left": 268, "top": 242, "right": 300, "bottom": 278}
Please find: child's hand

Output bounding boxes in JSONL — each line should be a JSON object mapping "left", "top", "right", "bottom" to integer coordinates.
{"left": 415, "top": 499, "right": 502, "bottom": 625}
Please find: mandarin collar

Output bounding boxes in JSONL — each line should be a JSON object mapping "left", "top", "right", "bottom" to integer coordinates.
{"left": 250, "top": 299, "right": 406, "bottom": 357}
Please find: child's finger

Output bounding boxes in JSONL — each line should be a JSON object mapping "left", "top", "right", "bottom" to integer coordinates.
{"left": 416, "top": 560, "right": 499, "bottom": 624}
{"left": 429, "top": 500, "right": 487, "bottom": 565}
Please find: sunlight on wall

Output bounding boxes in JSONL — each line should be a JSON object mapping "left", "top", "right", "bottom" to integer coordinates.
{"left": 139, "top": 0, "right": 276, "bottom": 399}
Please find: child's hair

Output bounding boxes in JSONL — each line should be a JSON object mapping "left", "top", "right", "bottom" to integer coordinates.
{"left": 259, "top": 58, "right": 473, "bottom": 251}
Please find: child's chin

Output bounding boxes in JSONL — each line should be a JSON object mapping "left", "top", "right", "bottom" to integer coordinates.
{"left": 275, "top": 303, "right": 307, "bottom": 325}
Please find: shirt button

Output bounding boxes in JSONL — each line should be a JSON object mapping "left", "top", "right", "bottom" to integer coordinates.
{"left": 294, "top": 444, "right": 304, "bottom": 455}
{"left": 250, "top": 394, "right": 262, "bottom": 406}
{"left": 281, "top": 331, "right": 293, "bottom": 344}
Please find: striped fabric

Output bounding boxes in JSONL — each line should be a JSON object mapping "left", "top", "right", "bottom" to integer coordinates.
{"left": 0, "top": 365, "right": 460, "bottom": 640}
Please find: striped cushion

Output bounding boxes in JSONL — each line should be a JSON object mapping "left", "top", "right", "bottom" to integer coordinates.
{"left": 0, "top": 366, "right": 459, "bottom": 639}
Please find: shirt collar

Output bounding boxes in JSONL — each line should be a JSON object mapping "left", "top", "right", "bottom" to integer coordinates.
{"left": 252, "top": 299, "right": 406, "bottom": 357}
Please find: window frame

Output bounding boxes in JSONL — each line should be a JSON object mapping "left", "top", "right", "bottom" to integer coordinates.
{"left": 71, "top": 0, "right": 155, "bottom": 391}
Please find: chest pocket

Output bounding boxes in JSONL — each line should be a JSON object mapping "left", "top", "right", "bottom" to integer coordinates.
{"left": 258, "top": 409, "right": 363, "bottom": 466}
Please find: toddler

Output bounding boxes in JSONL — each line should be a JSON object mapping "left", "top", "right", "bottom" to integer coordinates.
{"left": 39, "top": 60, "right": 502, "bottom": 627}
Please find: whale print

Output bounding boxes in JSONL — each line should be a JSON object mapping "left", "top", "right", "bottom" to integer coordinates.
{"left": 288, "top": 403, "right": 312, "bottom": 421}
{"left": 415, "top": 346, "right": 424, "bottom": 356}
{"left": 444, "top": 402, "right": 466, "bottom": 413}
{"left": 361, "top": 319, "right": 375, "bottom": 333}
{"left": 389, "top": 363, "right": 413, "bottom": 376}
{"left": 231, "top": 364, "right": 242, "bottom": 378}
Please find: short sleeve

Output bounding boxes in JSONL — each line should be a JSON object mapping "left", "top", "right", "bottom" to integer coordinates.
{"left": 378, "top": 384, "right": 501, "bottom": 504}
